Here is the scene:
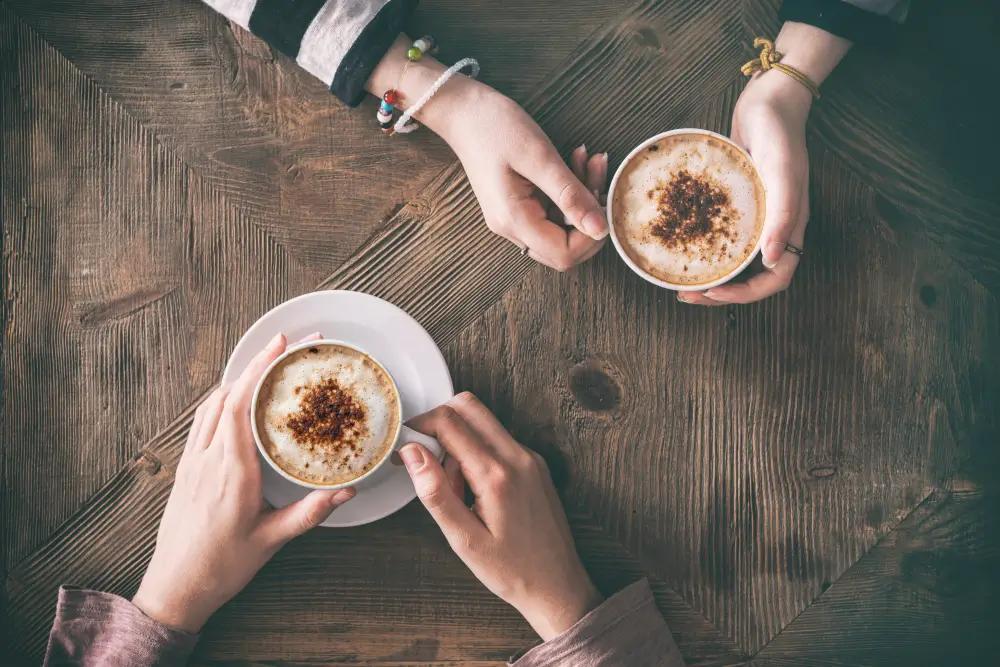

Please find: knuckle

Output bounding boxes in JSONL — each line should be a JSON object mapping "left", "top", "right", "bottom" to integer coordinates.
{"left": 485, "top": 465, "right": 512, "bottom": 495}
{"left": 435, "top": 405, "right": 462, "bottom": 430}
{"left": 452, "top": 391, "right": 481, "bottom": 407}
{"left": 485, "top": 217, "right": 509, "bottom": 235}
{"left": 550, "top": 254, "right": 575, "bottom": 273}
{"left": 418, "top": 480, "right": 450, "bottom": 509}
{"left": 557, "top": 182, "right": 587, "bottom": 213}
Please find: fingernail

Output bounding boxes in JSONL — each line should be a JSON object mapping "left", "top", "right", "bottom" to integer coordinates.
{"left": 268, "top": 333, "right": 284, "bottom": 348}
{"left": 762, "top": 241, "right": 783, "bottom": 269}
{"left": 601, "top": 152, "right": 609, "bottom": 165}
{"left": 703, "top": 290, "right": 727, "bottom": 302}
{"left": 399, "top": 444, "right": 426, "bottom": 473}
{"left": 582, "top": 210, "right": 608, "bottom": 238}
{"left": 578, "top": 143, "right": 587, "bottom": 154}
{"left": 331, "top": 488, "right": 355, "bottom": 506}
{"left": 677, "top": 292, "right": 690, "bottom": 303}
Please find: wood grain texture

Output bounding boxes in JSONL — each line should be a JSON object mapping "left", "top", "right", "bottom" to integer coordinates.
{"left": 3, "top": 0, "right": 456, "bottom": 280}
{"left": 445, "top": 146, "right": 1000, "bottom": 653}
{"left": 745, "top": 0, "right": 1000, "bottom": 294}
{"left": 5, "top": 0, "right": 1000, "bottom": 663}
{"left": 754, "top": 489, "right": 1000, "bottom": 666}
{"left": 0, "top": 5, "right": 308, "bottom": 569}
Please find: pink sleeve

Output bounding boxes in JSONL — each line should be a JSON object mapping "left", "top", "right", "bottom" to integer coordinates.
{"left": 43, "top": 587, "right": 199, "bottom": 667}
{"left": 510, "top": 580, "right": 684, "bottom": 667}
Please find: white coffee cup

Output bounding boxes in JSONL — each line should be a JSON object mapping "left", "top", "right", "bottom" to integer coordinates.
{"left": 606, "top": 128, "right": 766, "bottom": 291}
{"left": 251, "top": 339, "right": 439, "bottom": 490}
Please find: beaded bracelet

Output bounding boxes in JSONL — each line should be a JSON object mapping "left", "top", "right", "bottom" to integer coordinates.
{"left": 377, "top": 35, "right": 439, "bottom": 134}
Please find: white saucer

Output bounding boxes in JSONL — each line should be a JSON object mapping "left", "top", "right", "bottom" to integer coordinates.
{"left": 222, "top": 290, "right": 453, "bottom": 527}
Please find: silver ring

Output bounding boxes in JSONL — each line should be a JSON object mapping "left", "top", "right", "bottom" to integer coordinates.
{"left": 520, "top": 245, "right": 529, "bottom": 256}
{"left": 784, "top": 243, "right": 804, "bottom": 257}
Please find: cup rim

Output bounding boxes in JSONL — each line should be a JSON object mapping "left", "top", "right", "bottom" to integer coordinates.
{"left": 606, "top": 128, "right": 766, "bottom": 292}
{"left": 250, "top": 338, "right": 403, "bottom": 490}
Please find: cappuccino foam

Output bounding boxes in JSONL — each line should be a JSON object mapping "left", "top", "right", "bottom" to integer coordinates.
{"left": 612, "top": 133, "right": 765, "bottom": 286}
{"left": 255, "top": 344, "right": 399, "bottom": 485}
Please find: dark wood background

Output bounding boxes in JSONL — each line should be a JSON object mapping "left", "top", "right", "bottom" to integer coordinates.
{"left": 3, "top": 0, "right": 999, "bottom": 664}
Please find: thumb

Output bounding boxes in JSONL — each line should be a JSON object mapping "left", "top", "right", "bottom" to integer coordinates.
{"left": 757, "top": 158, "right": 805, "bottom": 269}
{"left": 518, "top": 145, "right": 607, "bottom": 240}
{"left": 261, "top": 487, "right": 355, "bottom": 545}
{"left": 400, "top": 444, "right": 484, "bottom": 546}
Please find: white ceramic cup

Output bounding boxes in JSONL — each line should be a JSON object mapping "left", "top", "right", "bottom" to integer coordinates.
{"left": 606, "top": 128, "right": 765, "bottom": 292}
{"left": 251, "top": 339, "right": 439, "bottom": 490}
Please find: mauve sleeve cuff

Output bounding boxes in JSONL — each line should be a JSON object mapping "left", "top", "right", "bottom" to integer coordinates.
{"left": 779, "top": 0, "right": 907, "bottom": 44}
{"left": 43, "top": 587, "right": 199, "bottom": 667}
{"left": 330, "top": 0, "right": 419, "bottom": 107}
{"left": 510, "top": 579, "right": 685, "bottom": 667}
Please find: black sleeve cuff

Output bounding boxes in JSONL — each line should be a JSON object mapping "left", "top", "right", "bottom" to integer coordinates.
{"left": 780, "top": 0, "right": 900, "bottom": 44}
{"left": 330, "top": 0, "right": 419, "bottom": 107}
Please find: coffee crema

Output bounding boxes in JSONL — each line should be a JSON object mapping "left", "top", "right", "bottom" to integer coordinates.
{"left": 255, "top": 344, "right": 399, "bottom": 485}
{"left": 611, "top": 132, "right": 765, "bottom": 286}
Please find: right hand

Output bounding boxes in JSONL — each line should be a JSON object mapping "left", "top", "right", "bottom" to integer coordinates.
{"left": 400, "top": 392, "right": 603, "bottom": 640}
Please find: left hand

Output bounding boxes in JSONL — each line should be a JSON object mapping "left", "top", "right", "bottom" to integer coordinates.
{"left": 132, "top": 333, "right": 356, "bottom": 632}
{"left": 681, "top": 71, "right": 812, "bottom": 306}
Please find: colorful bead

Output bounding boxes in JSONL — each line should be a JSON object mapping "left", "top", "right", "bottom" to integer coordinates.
{"left": 413, "top": 38, "right": 430, "bottom": 54}
{"left": 421, "top": 35, "right": 437, "bottom": 53}
{"left": 407, "top": 46, "right": 422, "bottom": 61}
{"left": 377, "top": 111, "right": 392, "bottom": 123}
{"left": 383, "top": 89, "right": 398, "bottom": 105}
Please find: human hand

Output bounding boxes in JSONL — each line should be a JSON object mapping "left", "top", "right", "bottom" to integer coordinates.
{"left": 680, "top": 72, "right": 811, "bottom": 306}
{"left": 680, "top": 21, "right": 850, "bottom": 306}
{"left": 401, "top": 392, "right": 603, "bottom": 641}
{"left": 433, "top": 82, "right": 610, "bottom": 271}
{"left": 132, "top": 333, "right": 355, "bottom": 632}
{"left": 365, "top": 36, "right": 608, "bottom": 272}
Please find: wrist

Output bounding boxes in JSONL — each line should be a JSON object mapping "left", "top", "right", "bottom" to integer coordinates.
{"left": 772, "top": 21, "right": 852, "bottom": 86}
{"left": 132, "top": 585, "right": 209, "bottom": 633}
{"left": 364, "top": 33, "right": 488, "bottom": 143}
{"left": 518, "top": 581, "right": 604, "bottom": 642}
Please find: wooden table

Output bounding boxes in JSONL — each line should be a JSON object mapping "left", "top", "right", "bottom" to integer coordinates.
{"left": 3, "top": 0, "right": 999, "bottom": 664}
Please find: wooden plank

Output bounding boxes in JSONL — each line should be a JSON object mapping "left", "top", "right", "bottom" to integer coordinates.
{"left": 0, "top": 4, "right": 315, "bottom": 567}
{"left": 753, "top": 489, "right": 1000, "bottom": 666}
{"left": 744, "top": 0, "right": 1000, "bottom": 293}
{"left": 2, "top": 0, "right": 456, "bottom": 280}
{"left": 2, "top": 0, "right": 759, "bottom": 654}
{"left": 3, "top": 0, "right": 635, "bottom": 282}
{"left": 461, "top": 147, "right": 1000, "bottom": 654}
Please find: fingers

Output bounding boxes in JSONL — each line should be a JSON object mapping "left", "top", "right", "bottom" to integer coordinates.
{"left": 260, "top": 487, "right": 355, "bottom": 545}
{"left": 584, "top": 152, "right": 609, "bottom": 204}
{"left": 229, "top": 333, "right": 287, "bottom": 411}
{"left": 407, "top": 405, "right": 495, "bottom": 487}
{"left": 702, "top": 255, "right": 799, "bottom": 304}
{"left": 444, "top": 455, "right": 466, "bottom": 500}
{"left": 676, "top": 292, "right": 729, "bottom": 307}
{"left": 446, "top": 392, "right": 524, "bottom": 459}
{"left": 400, "top": 443, "right": 486, "bottom": 546}
{"left": 754, "top": 153, "right": 806, "bottom": 269}
{"left": 521, "top": 225, "right": 605, "bottom": 272}
{"left": 517, "top": 141, "right": 608, "bottom": 240}
{"left": 221, "top": 333, "right": 288, "bottom": 459}
{"left": 186, "top": 386, "right": 230, "bottom": 453}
